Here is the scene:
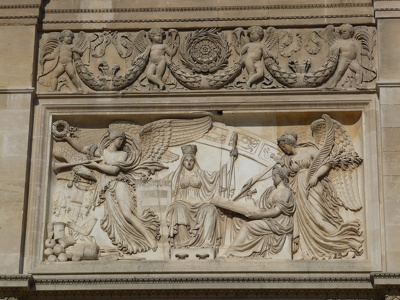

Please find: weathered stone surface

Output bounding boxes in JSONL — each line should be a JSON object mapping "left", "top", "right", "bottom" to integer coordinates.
{"left": 0, "top": 26, "right": 35, "bottom": 88}
{"left": 1, "top": 0, "right": 400, "bottom": 298}
{"left": 0, "top": 203, "right": 24, "bottom": 273}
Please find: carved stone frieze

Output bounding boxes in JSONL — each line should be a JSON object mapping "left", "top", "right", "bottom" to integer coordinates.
{"left": 37, "top": 24, "right": 376, "bottom": 93}
{"left": 46, "top": 114, "right": 364, "bottom": 262}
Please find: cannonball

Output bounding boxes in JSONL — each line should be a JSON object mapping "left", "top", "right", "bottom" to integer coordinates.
{"left": 47, "top": 255, "right": 57, "bottom": 262}
{"left": 58, "top": 253, "right": 68, "bottom": 262}
{"left": 53, "top": 244, "right": 65, "bottom": 256}
{"left": 44, "top": 248, "right": 53, "bottom": 257}
{"left": 44, "top": 239, "right": 56, "bottom": 248}
{"left": 71, "top": 255, "right": 82, "bottom": 262}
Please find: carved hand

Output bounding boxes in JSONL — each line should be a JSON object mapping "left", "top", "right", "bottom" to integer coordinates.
{"left": 230, "top": 148, "right": 238, "bottom": 159}
{"left": 307, "top": 175, "right": 319, "bottom": 190}
{"left": 245, "top": 211, "right": 265, "bottom": 220}
{"left": 66, "top": 221, "right": 76, "bottom": 230}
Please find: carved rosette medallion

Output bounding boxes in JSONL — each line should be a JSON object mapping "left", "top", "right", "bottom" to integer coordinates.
{"left": 180, "top": 28, "right": 231, "bottom": 73}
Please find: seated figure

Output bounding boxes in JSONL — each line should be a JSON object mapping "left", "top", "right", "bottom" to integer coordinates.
{"left": 224, "top": 165, "right": 295, "bottom": 258}
{"left": 166, "top": 144, "right": 236, "bottom": 251}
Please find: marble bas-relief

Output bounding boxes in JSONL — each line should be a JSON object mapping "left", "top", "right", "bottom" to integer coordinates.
{"left": 37, "top": 24, "right": 376, "bottom": 93}
{"left": 272, "top": 115, "right": 364, "bottom": 260}
{"left": 45, "top": 114, "right": 364, "bottom": 262}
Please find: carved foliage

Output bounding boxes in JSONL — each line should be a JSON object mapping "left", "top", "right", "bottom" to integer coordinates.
{"left": 37, "top": 25, "right": 376, "bottom": 92}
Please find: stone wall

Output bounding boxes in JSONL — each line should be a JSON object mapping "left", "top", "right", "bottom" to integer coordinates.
{"left": 1, "top": 1, "right": 400, "bottom": 299}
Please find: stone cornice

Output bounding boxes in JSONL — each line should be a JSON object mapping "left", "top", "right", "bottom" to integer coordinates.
{"left": 45, "top": 3, "right": 373, "bottom": 14}
{"left": 372, "top": 273, "right": 400, "bottom": 287}
{"left": 33, "top": 275, "right": 372, "bottom": 286}
{"left": 0, "top": 2, "right": 41, "bottom": 26}
{"left": 43, "top": 14, "right": 375, "bottom": 25}
{"left": 0, "top": 274, "right": 399, "bottom": 297}
{"left": 0, "top": 275, "right": 32, "bottom": 289}
{"left": 40, "top": 1, "right": 375, "bottom": 30}
{"left": 374, "top": 0, "right": 400, "bottom": 17}
{"left": 0, "top": 4, "right": 40, "bottom": 9}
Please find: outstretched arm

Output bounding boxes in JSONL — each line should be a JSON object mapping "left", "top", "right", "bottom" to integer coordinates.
{"left": 64, "top": 135, "right": 100, "bottom": 157}
{"left": 65, "top": 135, "right": 90, "bottom": 154}
{"left": 84, "top": 161, "right": 120, "bottom": 175}
{"left": 245, "top": 206, "right": 282, "bottom": 220}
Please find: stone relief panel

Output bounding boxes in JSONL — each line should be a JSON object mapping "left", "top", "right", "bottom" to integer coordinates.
{"left": 37, "top": 25, "right": 376, "bottom": 93}
{"left": 44, "top": 114, "right": 365, "bottom": 262}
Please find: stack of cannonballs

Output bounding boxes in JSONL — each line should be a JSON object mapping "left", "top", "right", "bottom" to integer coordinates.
{"left": 44, "top": 221, "right": 76, "bottom": 262}
{"left": 44, "top": 238, "right": 70, "bottom": 262}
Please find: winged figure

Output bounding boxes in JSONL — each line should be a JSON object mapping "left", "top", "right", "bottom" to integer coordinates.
{"left": 304, "top": 24, "right": 376, "bottom": 89}
{"left": 231, "top": 26, "right": 272, "bottom": 88}
{"left": 51, "top": 117, "right": 212, "bottom": 255}
{"left": 273, "top": 114, "right": 364, "bottom": 260}
{"left": 117, "top": 28, "right": 179, "bottom": 90}
{"left": 38, "top": 30, "right": 87, "bottom": 91}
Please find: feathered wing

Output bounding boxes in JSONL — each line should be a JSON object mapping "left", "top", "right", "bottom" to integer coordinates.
{"left": 310, "top": 115, "right": 363, "bottom": 211}
{"left": 139, "top": 116, "right": 212, "bottom": 163}
{"left": 74, "top": 31, "right": 89, "bottom": 54}
{"left": 354, "top": 28, "right": 377, "bottom": 83}
{"left": 109, "top": 121, "right": 141, "bottom": 139}
{"left": 132, "top": 30, "right": 152, "bottom": 59}
{"left": 323, "top": 25, "right": 340, "bottom": 47}
{"left": 263, "top": 27, "right": 279, "bottom": 58}
{"left": 38, "top": 33, "right": 60, "bottom": 79}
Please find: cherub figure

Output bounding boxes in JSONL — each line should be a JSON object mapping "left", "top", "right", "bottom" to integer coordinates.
{"left": 232, "top": 26, "right": 265, "bottom": 88}
{"left": 39, "top": 30, "right": 85, "bottom": 92}
{"left": 146, "top": 28, "right": 179, "bottom": 90}
{"left": 325, "top": 24, "right": 363, "bottom": 89}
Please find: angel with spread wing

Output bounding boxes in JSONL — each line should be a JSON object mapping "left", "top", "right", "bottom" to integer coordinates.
{"left": 122, "top": 28, "right": 179, "bottom": 90}
{"left": 232, "top": 26, "right": 266, "bottom": 88}
{"left": 38, "top": 30, "right": 87, "bottom": 92}
{"left": 57, "top": 116, "right": 212, "bottom": 255}
{"left": 306, "top": 24, "right": 376, "bottom": 89}
{"left": 273, "top": 114, "right": 364, "bottom": 260}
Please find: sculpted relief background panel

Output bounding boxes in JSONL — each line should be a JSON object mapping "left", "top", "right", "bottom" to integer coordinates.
{"left": 36, "top": 25, "right": 376, "bottom": 93}
{"left": 41, "top": 111, "right": 366, "bottom": 264}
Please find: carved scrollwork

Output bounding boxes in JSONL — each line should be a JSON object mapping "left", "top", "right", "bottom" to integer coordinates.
{"left": 37, "top": 25, "right": 376, "bottom": 92}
